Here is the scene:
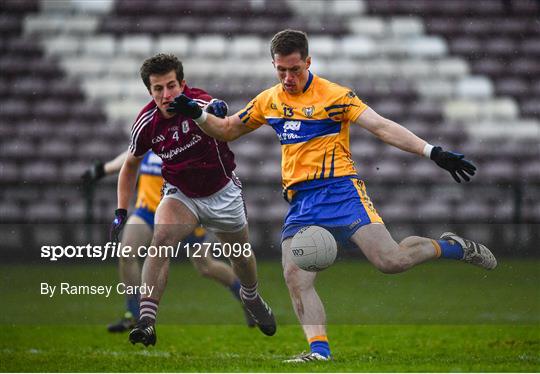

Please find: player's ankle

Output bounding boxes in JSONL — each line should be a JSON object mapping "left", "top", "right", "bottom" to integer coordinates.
{"left": 309, "top": 336, "right": 331, "bottom": 358}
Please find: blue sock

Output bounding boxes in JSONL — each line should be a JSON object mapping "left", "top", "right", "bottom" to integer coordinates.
{"left": 229, "top": 279, "right": 241, "bottom": 300}
{"left": 126, "top": 294, "right": 140, "bottom": 319}
{"left": 437, "top": 239, "right": 464, "bottom": 260}
{"left": 310, "top": 339, "right": 331, "bottom": 358}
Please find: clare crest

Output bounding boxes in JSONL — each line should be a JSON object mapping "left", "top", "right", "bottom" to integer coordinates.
{"left": 302, "top": 106, "right": 315, "bottom": 118}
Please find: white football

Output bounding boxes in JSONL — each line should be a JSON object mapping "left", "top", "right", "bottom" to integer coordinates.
{"left": 289, "top": 226, "right": 337, "bottom": 272}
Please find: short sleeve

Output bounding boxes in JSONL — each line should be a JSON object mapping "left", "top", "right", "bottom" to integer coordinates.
{"left": 235, "top": 95, "right": 266, "bottom": 129}
{"left": 128, "top": 107, "right": 154, "bottom": 157}
{"left": 342, "top": 90, "right": 368, "bottom": 123}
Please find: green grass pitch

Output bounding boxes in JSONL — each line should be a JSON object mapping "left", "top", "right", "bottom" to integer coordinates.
{"left": 1, "top": 259, "right": 539, "bottom": 372}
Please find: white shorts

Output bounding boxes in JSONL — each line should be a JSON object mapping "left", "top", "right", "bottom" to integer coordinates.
{"left": 161, "top": 179, "right": 247, "bottom": 233}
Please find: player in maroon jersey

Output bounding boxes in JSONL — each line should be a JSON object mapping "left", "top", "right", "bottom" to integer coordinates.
{"left": 110, "top": 54, "right": 276, "bottom": 346}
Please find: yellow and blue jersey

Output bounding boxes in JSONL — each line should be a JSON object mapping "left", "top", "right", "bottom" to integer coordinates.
{"left": 135, "top": 151, "right": 163, "bottom": 213}
{"left": 236, "top": 71, "right": 368, "bottom": 191}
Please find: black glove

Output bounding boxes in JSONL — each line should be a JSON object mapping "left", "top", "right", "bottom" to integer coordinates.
{"left": 205, "top": 99, "right": 228, "bottom": 118}
{"left": 430, "top": 146, "right": 476, "bottom": 183}
{"left": 81, "top": 161, "right": 105, "bottom": 185}
{"left": 166, "top": 94, "right": 203, "bottom": 118}
{"left": 110, "top": 208, "right": 127, "bottom": 243}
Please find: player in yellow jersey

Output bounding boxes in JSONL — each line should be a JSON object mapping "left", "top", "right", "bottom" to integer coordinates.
{"left": 82, "top": 150, "right": 255, "bottom": 333}
{"left": 168, "top": 29, "right": 497, "bottom": 362}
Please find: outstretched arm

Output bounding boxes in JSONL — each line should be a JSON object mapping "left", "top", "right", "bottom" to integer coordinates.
{"left": 355, "top": 107, "right": 476, "bottom": 183}
{"left": 355, "top": 107, "right": 427, "bottom": 155}
{"left": 104, "top": 150, "right": 129, "bottom": 175}
{"left": 167, "top": 94, "right": 255, "bottom": 141}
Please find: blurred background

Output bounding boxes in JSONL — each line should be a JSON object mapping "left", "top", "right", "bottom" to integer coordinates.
{"left": 1, "top": 0, "right": 539, "bottom": 260}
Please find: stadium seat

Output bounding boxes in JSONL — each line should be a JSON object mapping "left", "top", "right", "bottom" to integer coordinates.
{"left": 389, "top": 17, "right": 424, "bottom": 36}
{"left": 454, "top": 200, "right": 493, "bottom": 221}
{"left": 341, "top": 36, "right": 377, "bottom": 58}
{"left": 0, "top": 201, "right": 23, "bottom": 222}
{"left": 455, "top": 76, "right": 494, "bottom": 99}
{"left": 229, "top": 36, "right": 264, "bottom": 57}
{"left": 434, "top": 58, "right": 469, "bottom": 78}
{"left": 348, "top": 17, "right": 386, "bottom": 37}
{"left": 520, "top": 160, "right": 540, "bottom": 182}
{"left": 0, "top": 161, "right": 19, "bottom": 183}
{"left": 21, "top": 161, "right": 59, "bottom": 183}
{"left": 43, "top": 35, "right": 80, "bottom": 57}
{"left": 407, "top": 36, "right": 447, "bottom": 57}
{"left": 118, "top": 35, "right": 154, "bottom": 57}
{"left": 192, "top": 35, "right": 227, "bottom": 57}
{"left": 309, "top": 36, "right": 337, "bottom": 58}
{"left": 156, "top": 35, "right": 191, "bottom": 56}
{"left": 82, "top": 35, "right": 116, "bottom": 57}
{"left": 416, "top": 79, "right": 454, "bottom": 99}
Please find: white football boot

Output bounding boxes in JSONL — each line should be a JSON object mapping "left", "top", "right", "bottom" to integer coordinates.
{"left": 440, "top": 232, "right": 497, "bottom": 270}
{"left": 284, "top": 352, "right": 331, "bottom": 363}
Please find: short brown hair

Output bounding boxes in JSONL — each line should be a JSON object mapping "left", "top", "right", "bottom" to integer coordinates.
{"left": 270, "top": 29, "right": 309, "bottom": 60}
{"left": 140, "top": 53, "right": 184, "bottom": 90}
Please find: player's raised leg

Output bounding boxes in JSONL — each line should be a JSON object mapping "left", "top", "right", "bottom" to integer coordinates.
{"left": 108, "top": 214, "right": 151, "bottom": 332}
{"left": 129, "top": 198, "right": 198, "bottom": 346}
{"left": 215, "top": 226, "right": 276, "bottom": 336}
{"left": 350, "top": 223, "right": 497, "bottom": 273}
{"left": 282, "top": 238, "right": 331, "bottom": 362}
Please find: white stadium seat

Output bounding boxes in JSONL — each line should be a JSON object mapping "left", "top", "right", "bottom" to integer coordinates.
{"left": 434, "top": 58, "right": 469, "bottom": 78}
{"left": 105, "top": 57, "right": 141, "bottom": 78}
{"left": 119, "top": 35, "right": 155, "bottom": 57}
{"left": 156, "top": 35, "right": 191, "bottom": 56}
{"left": 416, "top": 80, "right": 454, "bottom": 99}
{"left": 483, "top": 98, "right": 519, "bottom": 119}
{"left": 331, "top": 0, "right": 366, "bottom": 15}
{"left": 361, "top": 59, "right": 398, "bottom": 78}
{"left": 328, "top": 59, "right": 361, "bottom": 78}
{"left": 455, "top": 76, "right": 494, "bottom": 99}
{"left": 62, "top": 16, "right": 99, "bottom": 35}
{"left": 341, "top": 35, "right": 376, "bottom": 58}
{"left": 309, "top": 36, "right": 337, "bottom": 58}
{"left": 82, "top": 35, "right": 116, "bottom": 57}
{"left": 24, "top": 15, "right": 64, "bottom": 35}
{"left": 229, "top": 36, "right": 264, "bottom": 57}
{"left": 444, "top": 98, "right": 519, "bottom": 121}
{"left": 192, "top": 35, "right": 227, "bottom": 57}
{"left": 42, "top": 36, "right": 80, "bottom": 57}
{"left": 389, "top": 17, "right": 425, "bottom": 36}
{"left": 348, "top": 17, "right": 386, "bottom": 37}
{"left": 465, "top": 120, "right": 540, "bottom": 139}
{"left": 407, "top": 36, "right": 447, "bottom": 57}
{"left": 61, "top": 57, "right": 106, "bottom": 77}
{"left": 399, "top": 59, "right": 433, "bottom": 79}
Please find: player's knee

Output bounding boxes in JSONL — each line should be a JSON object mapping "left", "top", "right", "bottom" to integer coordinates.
{"left": 399, "top": 236, "right": 424, "bottom": 250}
{"left": 119, "top": 254, "right": 137, "bottom": 266}
{"left": 152, "top": 230, "right": 176, "bottom": 248}
{"left": 375, "top": 256, "right": 407, "bottom": 274}
{"left": 283, "top": 265, "right": 307, "bottom": 290}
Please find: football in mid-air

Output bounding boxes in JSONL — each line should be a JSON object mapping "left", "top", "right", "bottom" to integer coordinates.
{"left": 289, "top": 226, "right": 337, "bottom": 272}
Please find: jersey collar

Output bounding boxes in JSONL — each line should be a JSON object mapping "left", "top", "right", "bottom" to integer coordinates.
{"left": 302, "top": 70, "right": 314, "bottom": 93}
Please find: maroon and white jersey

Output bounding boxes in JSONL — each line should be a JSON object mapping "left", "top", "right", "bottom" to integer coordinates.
{"left": 129, "top": 86, "right": 236, "bottom": 198}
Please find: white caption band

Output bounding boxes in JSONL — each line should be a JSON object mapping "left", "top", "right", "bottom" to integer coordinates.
{"left": 423, "top": 144, "right": 434, "bottom": 158}
{"left": 194, "top": 110, "right": 208, "bottom": 125}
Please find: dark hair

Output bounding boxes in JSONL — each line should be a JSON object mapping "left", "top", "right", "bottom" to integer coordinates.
{"left": 270, "top": 29, "right": 309, "bottom": 60}
{"left": 140, "top": 53, "right": 184, "bottom": 90}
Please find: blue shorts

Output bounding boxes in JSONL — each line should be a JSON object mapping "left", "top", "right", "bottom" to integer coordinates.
{"left": 132, "top": 207, "right": 206, "bottom": 243}
{"left": 133, "top": 207, "right": 155, "bottom": 228}
{"left": 281, "top": 176, "right": 383, "bottom": 244}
